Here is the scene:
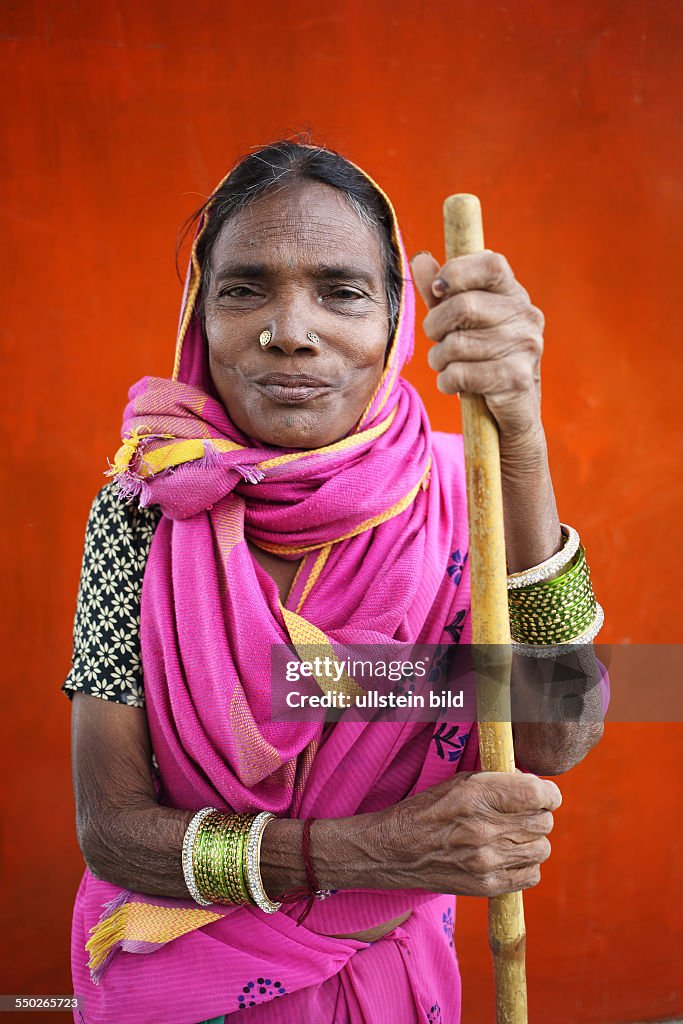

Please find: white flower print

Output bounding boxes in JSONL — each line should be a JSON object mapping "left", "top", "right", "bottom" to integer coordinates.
{"left": 109, "top": 628, "right": 136, "bottom": 655}
{"left": 62, "top": 483, "right": 161, "bottom": 708}
{"left": 91, "top": 678, "right": 117, "bottom": 700}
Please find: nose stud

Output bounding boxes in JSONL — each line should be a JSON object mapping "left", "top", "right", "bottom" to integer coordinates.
{"left": 259, "top": 329, "right": 321, "bottom": 348}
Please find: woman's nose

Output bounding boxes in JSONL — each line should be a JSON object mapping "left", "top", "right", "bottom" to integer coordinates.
{"left": 265, "top": 299, "right": 321, "bottom": 355}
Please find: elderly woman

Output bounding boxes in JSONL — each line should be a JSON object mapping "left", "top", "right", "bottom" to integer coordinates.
{"left": 63, "top": 141, "right": 605, "bottom": 1024}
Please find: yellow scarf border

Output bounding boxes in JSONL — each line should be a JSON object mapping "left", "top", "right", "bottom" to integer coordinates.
{"left": 108, "top": 404, "right": 399, "bottom": 484}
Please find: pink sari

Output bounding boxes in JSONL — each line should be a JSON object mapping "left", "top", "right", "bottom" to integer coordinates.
{"left": 69, "top": 162, "right": 479, "bottom": 1024}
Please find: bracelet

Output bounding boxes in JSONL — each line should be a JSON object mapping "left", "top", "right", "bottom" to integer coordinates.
{"left": 511, "top": 603, "right": 604, "bottom": 658}
{"left": 244, "top": 812, "right": 283, "bottom": 914}
{"left": 280, "top": 817, "right": 333, "bottom": 926}
{"left": 507, "top": 524, "right": 579, "bottom": 589}
{"left": 507, "top": 526, "right": 605, "bottom": 654}
{"left": 195, "top": 812, "right": 253, "bottom": 906}
{"left": 186, "top": 810, "right": 256, "bottom": 907}
{"left": 183, "top": 810, "right": 335, "bottom": 919}
{"left": 182, "top": 807, "right": 217, "bottom": 906}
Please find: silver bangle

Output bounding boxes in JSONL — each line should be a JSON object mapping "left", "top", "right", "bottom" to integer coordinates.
{"left": 507, "top": 524, "right": 580, "bottom": 590}
{"left": 511, "top": 603, "right": 604, "bottom": 658}
{"left": 245, "top": 812, "right": 282, "bottom": 914}
{"left": 182, "top": 807, "right": 217, "bottom": 906}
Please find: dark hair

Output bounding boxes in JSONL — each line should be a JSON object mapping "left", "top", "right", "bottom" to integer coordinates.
{"left": 180, "top": 140, "right": 403, "bottom": 340}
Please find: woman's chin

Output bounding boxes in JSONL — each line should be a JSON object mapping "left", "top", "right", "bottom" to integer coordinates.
{"left": 243, "top": 409, "right": 356, "bottom": 451}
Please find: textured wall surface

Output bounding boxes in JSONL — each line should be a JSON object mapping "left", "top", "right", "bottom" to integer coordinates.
{"left": 2, "top": 1, "right": 681, "bottom": 1021}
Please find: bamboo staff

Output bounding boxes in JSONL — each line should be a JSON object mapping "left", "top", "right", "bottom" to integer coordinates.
{"left": 443, "top": 195, "right": 528, "bottom": 1023}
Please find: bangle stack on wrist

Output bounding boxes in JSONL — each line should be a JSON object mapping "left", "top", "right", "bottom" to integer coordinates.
{"left": 182, "top": 808, "right": 282, "bottom": 913}
{"left": 507, "top": 523, "right": 604, "bottom": 658}
{"left": 181, "top": 810, "right": 332, "bottom": 922}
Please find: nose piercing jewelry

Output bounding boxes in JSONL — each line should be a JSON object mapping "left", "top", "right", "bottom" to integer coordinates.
{"left": 307, "top": 332, "right": 320, "bottom": 345}
{"left": 259, "top": 330, "right": 272, "bottom": 348}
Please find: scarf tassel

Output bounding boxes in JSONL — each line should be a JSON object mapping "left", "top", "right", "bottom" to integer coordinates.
{"left": 200, "top": 440, "right": 264, "bottom": 483}
{"left": 85, "top": 889, "right": 133, "bottom": 985}
{"left": 234, "top": 462, "right": 266, "bottom": 485}
{"left": 201, "top": 442, "right": 265, "bottom": 485}
{"left": 111, "top": 470, "right": 154, "bottom": 507}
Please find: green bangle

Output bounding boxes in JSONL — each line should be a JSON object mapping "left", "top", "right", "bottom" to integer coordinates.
{"left": 508, "top": 545, "right": 603, "bottom": 647}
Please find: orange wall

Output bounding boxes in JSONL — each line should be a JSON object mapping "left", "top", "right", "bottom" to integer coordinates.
{"left": 2, "top": 2, "right": 682, "bottom": 1021}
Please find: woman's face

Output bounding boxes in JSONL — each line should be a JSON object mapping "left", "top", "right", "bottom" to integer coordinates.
{"left": 203, "top": 181, "right": 392, "bottom": 449}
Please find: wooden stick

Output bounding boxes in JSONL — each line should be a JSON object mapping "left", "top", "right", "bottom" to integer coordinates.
{"left": 443, "top": 195, "right": 528, "bottom": 1023}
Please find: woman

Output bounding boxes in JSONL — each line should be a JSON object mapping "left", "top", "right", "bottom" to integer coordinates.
{"left": 63, "top": 141, "right": 605, "bottom": 1024}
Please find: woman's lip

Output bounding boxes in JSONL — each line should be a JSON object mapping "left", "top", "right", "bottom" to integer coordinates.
{"left": 256, "top": 382, "right": 330, "bottom": 404}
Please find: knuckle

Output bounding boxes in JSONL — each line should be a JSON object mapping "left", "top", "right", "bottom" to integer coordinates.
{"left": 456, "top": 293, "right": 475, "bottom": 324}
{"left": 473, "top": 845, "right": 495, "bottom": 876}
{"left": 512, "top": 358, "right": 535, "bottom": 390}
{"left": 520, "top": 325, "right": 543, "bottom": 355}
{"left": 529, "top": 304, "right": 545, "bottom": 330}
{"left": 422, "top": 312, "right": 440, "bottom": 342}
{"left": 539, "top": 811, "right": 554, "bottom": 834}
{"left": 427, "top": 343, "right": 442, "bottom": 371}
{"left": 519, "top": 775, "right": 544, "bottom": 808}
{"left": 469, "top": 817, "right": 490, "bottom": 848}
{"left": 487, "top": 251, "right": 512, "bottom": 284}
{"left": 437, "top": 365, "right": 460, "bottom": 395}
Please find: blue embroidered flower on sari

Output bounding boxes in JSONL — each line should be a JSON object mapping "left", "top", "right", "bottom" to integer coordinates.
{"left": 447, "top": 549, "right": 468, "bottom": 585}
{"left": 427, "top": 1001, "right": 443, "bottom": 1023}
{"left": 442, "top": 904, "right": 454, "bottom": 948}
{"left": 432, "top": 723, "right": 470, "bottom": 762}
{"left": 445, "top": 609, "right": 467, "bottom": 644}
{"left": 237, "top": 977, "right": 286, "bottom": 1009}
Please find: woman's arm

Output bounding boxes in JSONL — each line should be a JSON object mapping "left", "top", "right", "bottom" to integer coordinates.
{"left": 71, "top": 693, "right": 558, "bottom": 902}
{"left": 72, "top": 694, "right": 193, "bottom": 896}
{"left": 499, "top": 426, "right": 605, "bottom": 775}
{"left": 410, "top": 251, "right": 606, "bottom": 776}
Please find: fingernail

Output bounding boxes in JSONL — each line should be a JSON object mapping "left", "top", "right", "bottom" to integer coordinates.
{"left": 432, "top": 278, "right": 448, "bottom": 296}
{"left": 410, "top": 250, "right": 432, "bottom": 267}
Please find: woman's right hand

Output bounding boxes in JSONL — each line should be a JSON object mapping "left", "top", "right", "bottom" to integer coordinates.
{"left": 376, "top": 771, "right": 561, "bottom": 898}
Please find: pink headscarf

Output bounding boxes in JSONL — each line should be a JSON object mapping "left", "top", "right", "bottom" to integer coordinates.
{"left": 70, "top": 152, "right": 478, "bottom": 1024}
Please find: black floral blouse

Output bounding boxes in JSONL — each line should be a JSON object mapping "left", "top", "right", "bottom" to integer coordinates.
{"left": 61, "top": 483, "right": 162, "bottom": 707}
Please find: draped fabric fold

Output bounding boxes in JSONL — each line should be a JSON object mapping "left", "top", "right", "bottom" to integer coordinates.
{"left": 70, "top": 160, "right": 477, "bottom": 1024}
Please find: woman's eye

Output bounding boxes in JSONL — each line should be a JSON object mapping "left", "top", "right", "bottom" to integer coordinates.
{"left": 328, "top": 287, "right": 365, "bottom": 300}
{"left": 218, "top": 285, "right": 258, "bottom": 298}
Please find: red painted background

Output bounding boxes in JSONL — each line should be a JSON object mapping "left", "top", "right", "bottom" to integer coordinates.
{"left": 2, "top": 2, "right": 682, "bottom": 1021}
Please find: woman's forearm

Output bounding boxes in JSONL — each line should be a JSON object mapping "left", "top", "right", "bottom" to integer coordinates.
{"left": 499, "top": 423, "right": 562, "bottom": 574}
{"left": 80, "top": 802, "right": 195, "bottom": 897}
{"left": 498, "top": 424, "right": 604, "bottom": 773}
{"left": 80, "top": 801, "right": 387, "bottom": 902}
{"left": 258, "top": 811, "right": 386, "bottom": 900}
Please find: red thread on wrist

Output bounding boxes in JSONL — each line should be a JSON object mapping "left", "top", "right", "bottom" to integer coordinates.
{"left": 279, "top": 817, "right": 321, "bottom": 926}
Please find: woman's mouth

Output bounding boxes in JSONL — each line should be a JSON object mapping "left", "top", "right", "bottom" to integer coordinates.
{"left": 254, "top": 374, "right": 332, "bottom": 405}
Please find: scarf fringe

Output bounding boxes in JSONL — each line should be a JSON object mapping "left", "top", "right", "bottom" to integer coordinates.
{"left": 85, "top": 889, "right": 133, "bottom": 985}
{"left": 204, "top": 440, "right": 265, "bottom": 484}
{"left": 234, "top": 462, "right": 265, "bottom": 484}
{"left": 198, "top": 439, "right": 226, "bottom": 470}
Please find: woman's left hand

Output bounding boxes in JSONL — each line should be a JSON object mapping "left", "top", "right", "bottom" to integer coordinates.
{"left": 411, "top": 251, "right": 545, "bottom": 446}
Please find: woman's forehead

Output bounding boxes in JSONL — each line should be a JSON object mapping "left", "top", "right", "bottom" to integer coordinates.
{"left": 209, "top": 180, "right": 384, "bottom": 275}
